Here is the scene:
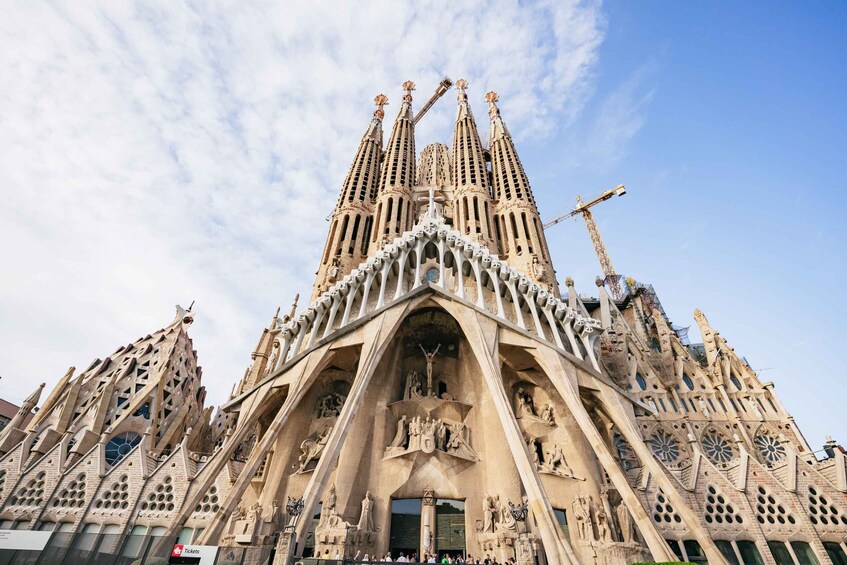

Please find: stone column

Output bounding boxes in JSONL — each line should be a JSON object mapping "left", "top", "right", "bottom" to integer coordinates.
{"left": 294, "top": 305, "right": 412, "bottom": 555}
{"left": 450, "top": 305, "right": 578, "bottom": 565}
{"left": 421, "top": 491, "right": 436, "bottom": 558}
{"left": 532, "top": 347, "right": 676, "bottom": 563}
{"left": 188, "top": 344, "right": 333, "bottom": 543}
{"left": 596, "top": 386, "right": 730, "bottom": 565}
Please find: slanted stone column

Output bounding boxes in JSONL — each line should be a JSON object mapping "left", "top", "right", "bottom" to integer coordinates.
{"left": 596, "top": 386, "right": 730, "bottom": 565}
{"left": 448, "top": 303, "right": 577, "bottom": 565}
{"left": 186, "top": 344, "right": 334, "bottom": 543}
{"left": 293, "top": 305, "right": 413, "bottom": 555}
{"left": 531, "top": 347, "right": 677, "bottom": 563}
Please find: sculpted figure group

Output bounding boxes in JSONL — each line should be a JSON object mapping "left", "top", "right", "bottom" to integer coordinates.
{"left": 481, "top": 494, "right": 518, "bottom": 534}
{"left": 571, "top": 492, "right": 636, "bottom": 544}
{"left": 297, "top": 425, "right": 332, "bottom": 473}
{"left": 388, "top": 414, "right": 477, "bottom": 460}
{"left": 514, "top": 387, "right": 556, "bottom": 425}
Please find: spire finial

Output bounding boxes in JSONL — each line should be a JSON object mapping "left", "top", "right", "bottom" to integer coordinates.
{"left": 286, "top": 293, "right": 300, "bottom": 322}
{"left": 402, "top": 80, "right": 416, "bottom": 103}
{"left": 485, "top": 91, "right": 500, "bottom": 118}
{"left": 373, "top": 94, "right": 388, "bottom": 120}
{"left": 456, "top": 78, "right": 469, "bottom": 101}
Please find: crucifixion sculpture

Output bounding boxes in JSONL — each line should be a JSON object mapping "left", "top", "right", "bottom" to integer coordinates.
{"left": 418, "top": 343, "right": 441, "bottom": 396}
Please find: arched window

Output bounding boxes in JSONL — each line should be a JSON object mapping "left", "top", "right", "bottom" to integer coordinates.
{"left": 105, "top": 432, "right": 142, "bottom": 467}
{"left": 635, "top": 373, "right": 647, "bottom": 390}
{"left": 682, "top": 374, "right": 694, "bottom": 390}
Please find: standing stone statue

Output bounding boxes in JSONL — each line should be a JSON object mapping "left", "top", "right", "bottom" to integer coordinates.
{"left": 581, "top": 496, "right": 596, "bottom": 541}
{"left": 482, "top": 495, "right": 497, "bottom": 533}
{"left": 357, "top": 491, "right": 375, "bottom": 532}
{"left": 389, "top": 415, "right": 408, "bottom": 448}
{"left": 572, "top": 498, "right": 588, "bottom": 540}
{"left": 595, "top": 501, "right": 611, "bottom": 542}
{"left": 326, "top": 483, "right": 337, "bottom": 511}
{"left": 616, "top": 501, "right": 634, "bottom": 543}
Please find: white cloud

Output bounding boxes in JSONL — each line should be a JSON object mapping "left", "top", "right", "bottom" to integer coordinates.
{"left": 568, "top": 59, "right": 657, "bottom": 170}
{"left": 0, "top": 0, "right": 606, "bottom": 407}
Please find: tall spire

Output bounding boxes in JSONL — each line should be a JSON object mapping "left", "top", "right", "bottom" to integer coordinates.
{"left": 451, "top": 79, "right": 497, "bottom": 251}
{"left": 371, "top": 81, "right": 417, "bottom": 251}
{"left": 312, "top": 95, "right": 386, "bottom": 300}
{"left": 487, "top": 91, "right": 559, "bottom": 296}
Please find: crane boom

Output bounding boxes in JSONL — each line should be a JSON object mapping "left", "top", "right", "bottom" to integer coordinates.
{"left": 544, "top": 184, "right": 627, "bottom": 300}
{"left": 413, "top": 77, "right": 453, "bottom": 125}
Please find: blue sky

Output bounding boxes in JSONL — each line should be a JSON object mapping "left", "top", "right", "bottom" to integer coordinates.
{"left": 531, "top": 1, "right": 847, "bottom": 449}
{"left": 0, "top": 1, "right": 843, "bottom": 449}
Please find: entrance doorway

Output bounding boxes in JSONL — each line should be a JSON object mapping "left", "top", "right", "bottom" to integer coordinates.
{"left": 435, "top": 499, "right": 465, "bottom": 559}
{"left": 390, "top": 499, "right": 422, "bottom": 558}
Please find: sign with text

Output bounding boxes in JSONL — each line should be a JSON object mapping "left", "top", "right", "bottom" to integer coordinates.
{"left": 169, "top": 544, "right": 219, "bottom": 565}
{"left": 0, "top": 530, "right": 52, "bottom": 551}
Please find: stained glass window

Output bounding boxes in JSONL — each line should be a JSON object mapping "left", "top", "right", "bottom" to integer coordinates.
{"left": 105, "top": 432, "right": 142, "bottom": 467}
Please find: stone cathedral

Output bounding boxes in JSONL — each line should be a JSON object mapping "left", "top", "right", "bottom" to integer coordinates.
{"left": 1, "top": 80, "right": 846, "bottom": 565}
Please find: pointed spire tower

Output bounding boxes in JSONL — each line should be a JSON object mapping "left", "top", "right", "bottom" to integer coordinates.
{"left": 451, "top": 79, "right": 497, "bottom": 251}
{"left": 487, "top": 91, "right": 559, "bottom": 296}
{"left": 313, "top": 95, "right": 387, "bottom": 300}
{"left": 370, "top": 81, "right": 417, "bottom": 252}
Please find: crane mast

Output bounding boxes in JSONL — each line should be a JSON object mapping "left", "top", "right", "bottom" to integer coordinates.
{"left": 413, "top": 77, "right": 453, "bottom": 125}
{"left": 544, "top": 184, "right": 627, "bottom": 300}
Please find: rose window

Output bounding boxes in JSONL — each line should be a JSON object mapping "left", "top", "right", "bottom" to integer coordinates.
{"left": 105, "top": 431, "right": 142, "bottom": 467}
{"left": 754, "top": 434, "right": 785, "bottom": 464}
{"left": 703, "top": 433, "right": 734, "bottom": 464}
{"left": 650, "top": 431, "right": 680, "bottom": 463}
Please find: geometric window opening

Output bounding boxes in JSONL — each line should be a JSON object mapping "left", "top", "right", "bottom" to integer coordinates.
{"left": 141, "top": 475, "right": 176, "bottom": 513}
{"left": 194, "top": 484, "right": 221, "bottom": 515}
{"left": 650, "top": 431, "right": 681, "bottom": 463}
{"left": 652, "top": 489, "right": 682, "bottom": 525}
{"left": 51, "top": 473, "right": 87, "bottom": 510}
{"left": 133, "top": 403, "right": 151, "bottom": 419}
{"left": 682, "top": 374, "right": 695, "bottom": 391}
{"left": 730, "top": 374, "right": 743, "bottom": 390}
{"left": 807, "top": 485, "right": 847, "bottom": 527}
{"left": 612, "top": 432, "right": 637, "bottom": 471}
{"left": 7, "top": 471, "right": 47, "bottom": 508}
{"left": 105, "top": 432, "right": 142, "bottom": 467}
{"left": 703, "top": 485, "right": 743, "bottom": 525}
{"left": 94, "top": 474, "right": 130, "bottom": 511}
{"left": 754, "top": 434, "right": 786, "bottom": 465}
{"left": 754, "top": 485, "right": 796, "bottom": 527}
{"left": 703, "top": 433, "right": 735, "bottom": 464}
{"left": 636, "top": 373, "right": 647, "bottom": 390}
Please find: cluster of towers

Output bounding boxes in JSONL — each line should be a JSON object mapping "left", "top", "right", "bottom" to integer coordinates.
{"left": 312, "top": 79, "right": 558, "bottom": 301}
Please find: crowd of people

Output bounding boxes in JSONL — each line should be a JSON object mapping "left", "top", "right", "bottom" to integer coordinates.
{"left": 316, "top": 549, "right": 518, "bottom": 565}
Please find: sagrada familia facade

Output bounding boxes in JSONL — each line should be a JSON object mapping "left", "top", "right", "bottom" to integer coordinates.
{"left": 1, "top": 79, "right": 846, "bottom": 565}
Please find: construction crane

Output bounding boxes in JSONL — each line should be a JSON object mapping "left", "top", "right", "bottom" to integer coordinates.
{"left": 413, "top": 77, "right": 453, "bottom": 125}
{"left": 544, "top": 184, "right": 627, "bottom": 300}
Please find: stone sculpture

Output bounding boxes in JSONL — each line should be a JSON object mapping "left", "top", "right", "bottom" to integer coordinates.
{"left": 497, "top": 496, "right": 517, "bottom": 532}
{"left": 419, "top": 343, "right": 441, "bottom": 396}
{"left": 389, "top": 415, "right": 408, "bottom": 448}
{"left": 297, "top": 425, "right": 332, "bottom": 473}
{"left": 357, "top": 491, "right": 375, "bottom": 532}
{"left": 540, "top": 403, "right": 556, "bottom": 425}
{"left": 544, "top": 443, "right": 574, "bottom": 478}
{"left": 482, "top": 494, "right": 497, "bottom": 533}
{"left": 616, "top": 500, "right": 634, "bottom": 543}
